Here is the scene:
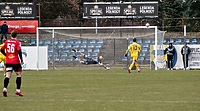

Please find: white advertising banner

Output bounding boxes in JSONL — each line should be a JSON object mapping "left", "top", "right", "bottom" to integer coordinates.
{"left": 0, "top": 46, "right": 48, "bottom": 70}
{"left": 150, "top": 44, "right": 200, "bottom": 69}
{"left": 174, "top": 45, "right": 200, "bottom": 69}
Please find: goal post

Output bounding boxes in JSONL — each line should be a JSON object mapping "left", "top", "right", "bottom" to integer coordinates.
{"left": 36, "top": 26, "right": 163, "bottom": 70}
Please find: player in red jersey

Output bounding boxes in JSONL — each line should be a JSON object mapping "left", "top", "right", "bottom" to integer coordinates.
{"left": 0, "top": 30, "right": 24, "bottom": 97}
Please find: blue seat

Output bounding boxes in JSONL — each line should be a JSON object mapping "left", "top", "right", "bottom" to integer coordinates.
{"left": 44, "top": 40, "right": 51, "bottom": 45}
{"left": 145, "top": 56, "right": 150, "bottom": 61}
{"left": 91, "top": 52, "right": 98, "bottom": 57}
{"left": 67, "top": 40, "right": 74, "bottom": 44}
{"left": 88, "top": 44, "right": 95, "bottom": 48}
{"left": 97, "top": 39, "right": 103, "bottom": 44}
{"left": 143, "top": 43, "right": 149, "bottom": 48}
{"left": 60, "top": 40, "right": 66, "bottom": 44}
{"left": 61, "top": 53, "right": 67, "bottom": 57}
{"left": 80, "top": 43, "right": 87, "bottom": 48}
{"left": 54, "top": 56, "right": 59, "bottom": 62}
{"left": 185, "top": 38, "right": 190, "bottom": 43}
{"left": 82, "top": 39, "right": 88, "bottom": 44}
{"left": 54, "top": 40, "right": 58, "bottom": 45}
{"left": 151, "top": 39, "right": 155, "bottom": 44}
{"left": 144, "top": 39, "right": 151, "bottom": 44}
{"left": 163, "top": 39, "right": 167, "bottom": 44}
{"left": 72, "top": 44, "right": 79, "bottom": 49}
{"left": 138, "top": 56, "right": 144, "bottom": 61}
{"left": 39, "top": 40, "right": 43, "bottom": 45}
{"left": 142, "top": 48, "right": 148, "bottom": 52}
{"left": 89, "top": 39, "right": 96, "bottom": 44}
{"left": 79, "top": 48, "right": 85, "bottom": 52}
{"left": 69, "top": 52, "right": 75, "bottom": 57}
{"left": 129, "top": 40, "right": 133, "bottom": 44}
{"left": 139, "top": 52, "right": 145, "bottom": 57}
{"left": 77, "top": 53, "right": 82, "bottom": 57}
{"left": 75, "top": 40, "right": 81, "bottom": 44}
{"left": 56, "top": 49, "right": 62, "bottom": 53}
{"left": 93, "top": 48, "right": 100, "bottom": 53}
{"left": 58, "top": 44, "right": 64, "bottom": 49}
{"left": 29, "top": 40, "right": 36, "bottom": 46}
{"left": 60, "top": 57, "right": 66, "bottom": 62}
{"left": 48, "top": 52, "right": 52, "bottom": 58}
{"left": 48, "top": 49, "right": 53, "bottom": 53}
{"left": 122, "top": 57, "right": 128, "bottom": 61}
{"left": 175, "top": 38, "right": 182, "bottom": 44}
{"left": 137, "top": 39, "right": 142, "bottom": 44}
{"left": 95, "top": 43, "right": 102, "bottom": 48}
{"left": 87, "top": 48, "right": 93, "bottom": 53}
{"left": 168, "top": 39, "right": 174, "bottom": 43}
{"left": 191, "top": 38, "right": 197, "bottom": 44}
{"left": 63, "top": 49, "right": 70, "bottom": 53}
{"left": 85, "top": 53, "right": 91, "bottom": 57}
{"left": 65, "top": 44, "right": 71, "bottom": 49}
{"left": 66, "top": 57, "right": 73, "bottom": 61}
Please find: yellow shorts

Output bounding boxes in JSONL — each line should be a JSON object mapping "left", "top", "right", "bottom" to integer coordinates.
{"left": 131, "top": 56, "right": 138, "bottom": 61}
{"left": 0, "top": 54, "right": 6, "bottom": 63}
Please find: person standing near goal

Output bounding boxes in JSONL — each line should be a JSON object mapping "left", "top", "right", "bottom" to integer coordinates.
{"left": 1, "top": 30, "right": 24, "bottom": 97}
{"left": 124, "top": 38, "right": 142, "bottom": 73}
{"left": 164, "top": 43, "right": 176, "bottom": 70}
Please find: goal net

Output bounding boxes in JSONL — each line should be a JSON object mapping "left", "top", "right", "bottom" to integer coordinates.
{"left": 36, "top": 26, "right": 165, "bottom": 70}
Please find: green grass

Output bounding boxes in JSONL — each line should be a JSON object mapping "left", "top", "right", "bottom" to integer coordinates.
{"left": 0, "top": 67, "right": 200, "bottom": 111}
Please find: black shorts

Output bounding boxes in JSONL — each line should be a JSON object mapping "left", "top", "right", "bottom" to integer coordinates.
{"left": 6, "top": 64, "right": 22, "bottom": 72}
{"left": 83, "top": 57, "right": 98, "bottom": 65}
{"left": 84, "top": 60, "right": 98, "bottom": 65}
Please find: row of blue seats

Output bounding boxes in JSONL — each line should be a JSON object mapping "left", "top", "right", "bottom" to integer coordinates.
{"left": 30, "top": 39, "right": 104, "bottom": 46}
{"left": 122, "top": 56, "right": 150, "bottom": 62}
{"left": 48, "top": 52, "right": 100, "bottom": 62}
{"left": 48, "top": 48, "right": 101, "bottom": 53}
{"left": 129, "top": 38, "right": 199, "bottom": 44}
{"left": 46, "top": 43, "right": 103, "bottom": 49}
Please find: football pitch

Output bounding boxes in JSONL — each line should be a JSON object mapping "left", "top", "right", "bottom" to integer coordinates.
{"left": 0, "top": 67, "right": 200, "bottom": 111}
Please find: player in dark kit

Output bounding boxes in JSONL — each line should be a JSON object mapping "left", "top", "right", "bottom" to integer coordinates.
{"left": 164, "top": 43, "right": 176, "bottom": 70}
{"left": 1, "top": 30, "right": 24, "bottom": 97}
{"left": 72, "top": 49, "right": 110, "bottom": 70}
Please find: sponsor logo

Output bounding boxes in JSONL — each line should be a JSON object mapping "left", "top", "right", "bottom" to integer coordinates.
{"left": 1, "top": 5, "right": 14, "bottom": 16}
{"left": 124, "top": 5, "right": 136, "bottom": 15}
{"left": 90, "top": 5, "right": 103, "bottom": 15}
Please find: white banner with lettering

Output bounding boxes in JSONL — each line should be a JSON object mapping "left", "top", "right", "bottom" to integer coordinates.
{"left": 174, "top": 45, "right": 200, "bottom": 69}
{"left": 0, "top": 46, "right": 48, "bottom": 70}
{"left": 150, "top": 44, "right": 200, "bottom": 69}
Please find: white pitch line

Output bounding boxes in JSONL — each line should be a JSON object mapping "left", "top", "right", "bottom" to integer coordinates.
{"left": 2, "top": 98, "right": 199, "bottom": 104}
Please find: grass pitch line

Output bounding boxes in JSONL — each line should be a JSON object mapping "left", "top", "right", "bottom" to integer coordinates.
{"left": 58, "top": 99, "right": 199, "bottom": 103}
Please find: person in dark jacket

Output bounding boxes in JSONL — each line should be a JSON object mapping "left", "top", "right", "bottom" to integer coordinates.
{"left": 1, "top": 21, "right": 8, "bottom": 44}
{"left": 164, "top": 43, "right": 176, "bottom": 70}
{"left": 181, "top": 43, "right": 191, "bottom": 70}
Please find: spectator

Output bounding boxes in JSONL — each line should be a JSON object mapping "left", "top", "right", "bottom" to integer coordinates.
{"left": 164, "top": 43, "right": 176, "bottom": 70}
{"left": 1, "top": 21, "right": 8, "bottom": 44}
{"left": 181, "top": 43, "right": 191, "bottom": 70}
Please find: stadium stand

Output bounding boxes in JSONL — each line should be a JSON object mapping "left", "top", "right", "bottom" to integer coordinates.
{"left": 175, "top": 38, "right": 182, "bottom": 44}
{"left": 191, "top": 38, "right": 198, "bottom": 44}
{"left": 30, "top": 40, "right": 36, "bottom": 46}
{"left": 32, "top": 36, "right": 200, "bottom": 66}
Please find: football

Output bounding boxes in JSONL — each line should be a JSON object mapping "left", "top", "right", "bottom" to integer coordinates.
{"left": 146, "top": 23, "right": 150, "bottom": 27}
{"left": 106, "top": 67, "right": 110, "bottom": 70}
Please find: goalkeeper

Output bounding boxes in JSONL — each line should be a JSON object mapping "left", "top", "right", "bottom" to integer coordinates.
{"left": 124, "top": 38, "right": 142, "bottom": 73}
{"left": 72, "top": 49, "right": 110, "bottom": 69}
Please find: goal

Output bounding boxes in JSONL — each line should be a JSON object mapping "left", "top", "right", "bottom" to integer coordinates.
{"left": 36, "top": 26, "right": 165, "bottom": 70}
